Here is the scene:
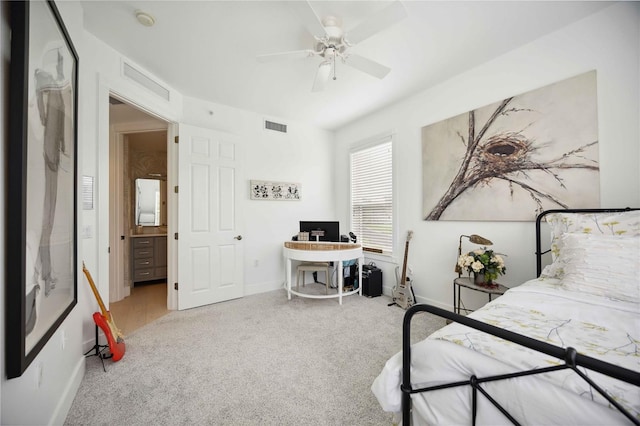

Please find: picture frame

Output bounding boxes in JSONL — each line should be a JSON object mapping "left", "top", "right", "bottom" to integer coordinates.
{"left": 6, "top": 1, "right": 79, "bottom": 379}
{"left": 250, "top": 180, "right": 301, "bottom": 200}
{"left": 421, "top": 71, "right": 598, "bottom": 221}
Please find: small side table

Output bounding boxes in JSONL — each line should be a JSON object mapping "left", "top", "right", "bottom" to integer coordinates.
{"left": 453, "top": 276, "right": 508, "bottom": 315}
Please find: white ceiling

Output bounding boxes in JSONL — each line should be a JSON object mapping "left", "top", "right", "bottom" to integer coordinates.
{"left": 82, "top": 1, "right": 612, "bottom": 130}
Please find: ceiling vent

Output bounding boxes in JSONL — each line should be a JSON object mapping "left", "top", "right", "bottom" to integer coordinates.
{"left": 265, "top": 120, "right": 287, "bottom": 133}
{"left": 122, "top": 62, "right": 170, "bottom": 101}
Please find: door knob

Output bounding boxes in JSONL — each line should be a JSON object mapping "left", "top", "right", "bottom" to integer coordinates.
{"left": 234, "top": 235, "right": 243, "bottom": 240}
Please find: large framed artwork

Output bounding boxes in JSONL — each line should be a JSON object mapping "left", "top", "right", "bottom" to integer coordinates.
{"left": 7, "top": 1, "right": 79, "bottom": 378}
{"left": 422, "top": 71, "right": 599, "bottom": 221}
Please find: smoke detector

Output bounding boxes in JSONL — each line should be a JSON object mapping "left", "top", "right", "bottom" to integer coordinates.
{"left": 135, "top": 10, "right": 155, "bottom": 27}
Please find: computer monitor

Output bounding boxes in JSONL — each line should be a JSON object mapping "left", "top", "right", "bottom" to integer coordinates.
{"left": 299, "top": 221, "right": 340, "bottom": 242}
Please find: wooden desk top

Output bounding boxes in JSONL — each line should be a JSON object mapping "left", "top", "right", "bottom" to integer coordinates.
{"left": 284, "top": 241, "right": 360, "bottom": 251}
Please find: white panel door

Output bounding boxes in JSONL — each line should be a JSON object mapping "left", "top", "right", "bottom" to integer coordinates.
{"left": 177, "top": 124, "right": 243, "bottom": 310}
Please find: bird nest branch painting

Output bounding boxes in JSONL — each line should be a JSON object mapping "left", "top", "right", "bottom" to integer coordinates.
{"left": 422, "top": 71, "right": 599, "bottom": 221}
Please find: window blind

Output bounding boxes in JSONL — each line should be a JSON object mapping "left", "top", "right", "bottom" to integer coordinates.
{"left": 350, "top": 139, "right": 393, "bottom": 254}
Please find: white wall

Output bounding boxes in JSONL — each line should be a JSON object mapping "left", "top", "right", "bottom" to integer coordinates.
{"left": 334, "top": 2, "right": 640, "bottom": 311}
{"left": 182, "top": 97, "right": 336, "bottom": 294}
{"left": 83, "top": 22, "right": 335, "bottom": 347}
{"left": 3, "top": 8, "right": 336, "bottom": 423}
{"left": 84, "top": 29, "right": 335, "bottom": 301}
{"left": 70, "top": 32, "right": 183, "bottom": 391}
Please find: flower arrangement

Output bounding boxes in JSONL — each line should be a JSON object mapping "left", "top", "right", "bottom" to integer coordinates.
{"left": 457, "top": 248, "right": 506, "bottom": 284}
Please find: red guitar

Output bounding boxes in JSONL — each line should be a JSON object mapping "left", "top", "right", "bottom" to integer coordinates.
{"left": 82, "top": 262, "right": 125, "bottom": 361}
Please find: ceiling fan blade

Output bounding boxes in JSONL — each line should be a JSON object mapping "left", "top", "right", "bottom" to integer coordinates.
{"left": 257, "top": 50, "right": 314, "bottom": 63}
{"left": 344, "top": 54, "right": 391, "bottom": 79}
{"left": 289, "top": 1, "right": 326, "bottom": 38}
{"left": 312, "top": 62, "right": 332, "bottom": 92}
{"left": 344, "top": 1, "right": 407, "bottom": 45}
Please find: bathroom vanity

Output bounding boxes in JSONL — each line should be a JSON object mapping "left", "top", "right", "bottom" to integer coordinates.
{"left": 130, "top": 232, "right": 167, "bottom": 283}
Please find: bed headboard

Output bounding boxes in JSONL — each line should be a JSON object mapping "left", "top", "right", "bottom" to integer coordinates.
{"left": 535, "top": 207, "right": 639, "bottom": 277}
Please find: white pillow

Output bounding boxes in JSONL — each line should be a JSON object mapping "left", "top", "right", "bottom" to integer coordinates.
{"left": 543, "top": 210, "right": 640, "bottom": 279}
{"left": 559, "top": 233, "right": 640, "bottom": 303}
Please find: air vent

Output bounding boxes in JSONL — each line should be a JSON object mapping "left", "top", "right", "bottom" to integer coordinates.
{"left": 122, "top": 62, "right": 170, "bottom": 101}
{"left": 265, "top": 120, "right": 287, "bottom": 133}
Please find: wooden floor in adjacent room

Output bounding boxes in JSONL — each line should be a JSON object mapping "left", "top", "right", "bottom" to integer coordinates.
{"left": 109, "top": 282, "right": 169, "bottom": 336}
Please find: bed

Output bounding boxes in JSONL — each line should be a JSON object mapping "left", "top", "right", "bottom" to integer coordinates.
{"left": 372, "top": 208, "right": 640, "bottom": 425}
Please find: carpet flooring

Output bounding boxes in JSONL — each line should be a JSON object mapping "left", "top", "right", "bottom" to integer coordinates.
{"left": 65, "top": 287, "right": 445, "bottom": 425}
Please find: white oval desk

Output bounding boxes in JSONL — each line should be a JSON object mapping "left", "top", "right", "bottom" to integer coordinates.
{"left": 283, "top": 241, "right": 364, "bottom": 305}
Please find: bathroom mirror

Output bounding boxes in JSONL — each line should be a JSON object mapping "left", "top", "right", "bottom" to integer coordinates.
{"left": 135, "top": 178, "right": 166, "bottom": 226}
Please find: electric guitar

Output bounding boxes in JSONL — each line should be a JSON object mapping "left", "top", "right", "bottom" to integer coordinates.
{"left": 82, "top": 262, "right": 126, "bottom": 361}
{"left": 392, "top": 230, "right": 415, "bottom": 309}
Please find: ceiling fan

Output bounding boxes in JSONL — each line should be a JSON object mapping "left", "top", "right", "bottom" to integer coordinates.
{"left": 257, "top": 1, "right": 407, "bottom": 92}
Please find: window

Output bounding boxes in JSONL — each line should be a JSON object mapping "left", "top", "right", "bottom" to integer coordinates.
{"left": 350, "top": 138, "right": 393, "bottom": 255}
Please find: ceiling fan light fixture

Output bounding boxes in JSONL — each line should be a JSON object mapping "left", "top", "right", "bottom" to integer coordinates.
{"left": 259, "top": 1, "right": 407, "bottom": 92}
{"left": 135, "top": 10, "right": 156, "bottom": 27}
{"left": 322, "top": 15, "right": 342, "bottom": 29}
{"left": 321, "top": 16, "right": 344, "bottom": 45}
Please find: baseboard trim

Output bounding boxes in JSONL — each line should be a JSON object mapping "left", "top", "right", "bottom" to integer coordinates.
{"left": 413, "top": 294, "right": 450, "bottom": 311}
{"left": 50, "top": 355, "right": 85, "bottom": 425}
{"left": 244, "top": 280, "right": 283, "bottom": 296}
{"left": 382, "top": 285, "right": 452, "bottom": 311}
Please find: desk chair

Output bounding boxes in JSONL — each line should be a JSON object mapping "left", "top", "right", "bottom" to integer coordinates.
{"left": 296, "top": 262, "right": 331, "bottom": 294}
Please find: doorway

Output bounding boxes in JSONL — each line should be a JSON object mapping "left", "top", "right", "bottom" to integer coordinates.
{"left": 108, "top": 96, "right": 170, "bottom": 333}
{"left": 99, "top": 86, "right": 244, "bottom": 321}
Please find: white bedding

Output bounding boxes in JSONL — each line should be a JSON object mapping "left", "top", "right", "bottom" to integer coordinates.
{"left": 372, "top": 278, "right": 640, "bottom": 425}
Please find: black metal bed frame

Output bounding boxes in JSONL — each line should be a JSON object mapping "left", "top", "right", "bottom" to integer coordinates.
{"left": 401, "top": 208, "right": 640, "bottom": 425}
